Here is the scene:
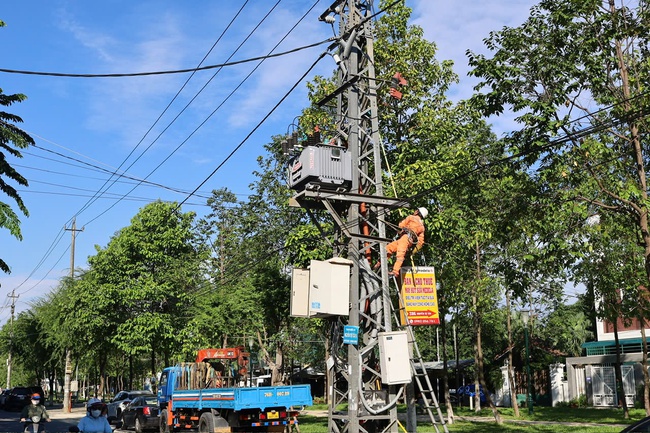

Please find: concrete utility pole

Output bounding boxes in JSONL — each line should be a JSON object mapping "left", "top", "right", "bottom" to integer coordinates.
{"left": 63, "top": 218, "right": 83, "bottom": 413}
{"left": 6, "top": 289, "right": 19, "bottom": 389}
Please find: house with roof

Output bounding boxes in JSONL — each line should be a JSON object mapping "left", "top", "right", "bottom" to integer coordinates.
{"left": 564, "top": 312, "right": 647, "bottom": 407}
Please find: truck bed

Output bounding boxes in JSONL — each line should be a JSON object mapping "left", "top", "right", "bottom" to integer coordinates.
{"left": 170, "top": 384, "right": 312, "bottom": 411}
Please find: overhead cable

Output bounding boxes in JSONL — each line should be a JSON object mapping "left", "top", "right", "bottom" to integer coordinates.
{"left": 0, "top": 39, "right": 333, "bottom": 78}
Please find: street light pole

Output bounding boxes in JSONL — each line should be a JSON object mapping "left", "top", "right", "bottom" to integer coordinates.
{"left": 248, "top": 338, "right": 254, "bottom": 388}
{"left": 521, "top": 310, "right": 533, "bottom": 415}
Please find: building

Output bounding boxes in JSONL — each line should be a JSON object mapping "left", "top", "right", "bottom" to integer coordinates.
{"left": 564, "top": 311, "right": 648, "bottom": 407}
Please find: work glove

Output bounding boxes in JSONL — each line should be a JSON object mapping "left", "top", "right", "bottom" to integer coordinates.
{"left": 413, "top": 244, "right": 423, "bottom": 254}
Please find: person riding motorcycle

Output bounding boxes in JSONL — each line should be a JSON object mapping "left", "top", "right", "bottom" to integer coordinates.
{"left": 76, "top": 398, "right": 111, "bottom": 433}
{"left": 20, "top": 393, "right": 50, "bottom": 432}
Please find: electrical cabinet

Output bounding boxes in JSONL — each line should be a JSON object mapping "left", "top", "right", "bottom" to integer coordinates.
{"left": 290, "top": 268, "right": 310, "bottom": 317}
{"left": 308, "top": 258, "right": 351, "bottom": 317}
{"left": 289, "top": 258, "right": 352, "bottom": 318}
{"left": 378, "top": 331, "right": 412, "bottom": 385}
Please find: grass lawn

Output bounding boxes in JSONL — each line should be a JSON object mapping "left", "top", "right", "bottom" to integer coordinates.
{"left": 295, "top": 404, "right": 644, "bottom": 433}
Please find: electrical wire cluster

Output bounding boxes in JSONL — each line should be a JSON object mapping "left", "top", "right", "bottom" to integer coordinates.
{"left": 2, "top": 0, "right": 648, "bottom": 323}
{"left": 0, "top": 0, "right": 326, "bottom": 319}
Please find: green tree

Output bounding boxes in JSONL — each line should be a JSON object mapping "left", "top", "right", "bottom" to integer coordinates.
{"left": 83, "top": 201, "right": 208, "bottom": 383}
{"left": 468, "top": 0, "right": 650, "bottom": 415}
{"left": 195, "top": 137, "right": 329, "bottom": 384}
{"left": 0, "top": 20, "right": 35, "bottom": 273}
{"left": 299, "top": 1, "right": 518, "bottom": 423}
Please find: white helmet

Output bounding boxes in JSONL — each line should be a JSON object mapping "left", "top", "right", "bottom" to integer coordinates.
{"left": 87, "top": 397, "right": 102, "bottom": 408}
{"left": 417, "top": 207, "right": 428, "bottom": 219}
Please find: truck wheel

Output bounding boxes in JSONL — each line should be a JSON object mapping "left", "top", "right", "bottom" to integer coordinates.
{"left": 198, "top": 412, "right": 214, "bottom": 433}
{"left": 160, "top": 410, "right": 170, "bottom": 433}
{"left": 198, "top": 412, "right": 228, "bottom": 432}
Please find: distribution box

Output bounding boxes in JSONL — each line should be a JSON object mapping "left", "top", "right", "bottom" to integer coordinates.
{"left": 308, "top": 258, "right": 352, "bottom": 317}
{"left": 289, "top": 258, "right": 352, "bottom": 318}
{"left": 290, "top": 268, "right": 310, "bottom": 317}
{"left": 378, "top": 331, "right": 412, "bottom": 385}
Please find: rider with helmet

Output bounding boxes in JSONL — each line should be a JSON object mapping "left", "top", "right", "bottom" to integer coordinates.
{"left": 20, "top": 393, "right": 50, "bottom": 425}
{"left": 77, "top": 398, "right": 111, "bottom": 433}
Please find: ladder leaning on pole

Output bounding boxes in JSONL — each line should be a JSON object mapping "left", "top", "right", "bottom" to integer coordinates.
{"left": 392, "top": 274, "right": 449, "bottom": 433}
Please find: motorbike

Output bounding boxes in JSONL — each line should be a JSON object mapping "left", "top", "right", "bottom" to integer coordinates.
{"left": 23, "top": 415, "right": 47, "bottom": 433}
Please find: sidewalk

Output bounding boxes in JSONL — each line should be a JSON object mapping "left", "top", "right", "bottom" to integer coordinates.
{"left": 300, "top": 410, "right": 631, "bottom": 429}
{"left": 44, "top": 403, "right": 87, "bottom": 420}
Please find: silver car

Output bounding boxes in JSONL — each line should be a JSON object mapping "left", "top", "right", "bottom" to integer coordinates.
{"left": 106, "top": 391, "right": 154, "bottom": 424}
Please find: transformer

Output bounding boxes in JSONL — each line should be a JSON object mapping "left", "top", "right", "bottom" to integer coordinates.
{"left": 288, "top": 145, "right": 352, "bottom": 192}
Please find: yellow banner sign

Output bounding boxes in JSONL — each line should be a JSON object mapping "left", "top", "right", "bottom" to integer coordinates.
{"left": 399, "top": 266, "right": 439, "bottom": 326}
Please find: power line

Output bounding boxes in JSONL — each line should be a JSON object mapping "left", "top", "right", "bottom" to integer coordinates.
{"left": 0, "top": 39, "right": 332, "bottom": 78}
{"left": 22, "top": 147, "right": 213, "bottom": 199}
{"left": 17, "top": 185, "right": 208, "bottom": 207}
{"left": 69, "top": 0, "right": 259, "bottom": 223}
{"left": 16, "top": 162, "right": 249, "bottom": 197}
{"left": 86, "top": 1, "right": 326, "bottom": 224}
{"left": 3, "top": 1, "right": 326, "bottom": 302}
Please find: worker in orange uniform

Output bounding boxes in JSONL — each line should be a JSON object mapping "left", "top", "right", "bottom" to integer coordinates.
{"left": 385, "top": 207, "right": 428, "bottom": 277}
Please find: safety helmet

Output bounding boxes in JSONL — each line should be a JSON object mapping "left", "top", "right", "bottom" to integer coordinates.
{"left": 31, "top": 393, "right": 41, "bottom": 400}
{"left": 87, "top": 397, "right": 103, "bottom": 409}
{"left": 417, "top": 207, "right": 428, "bottom": 219}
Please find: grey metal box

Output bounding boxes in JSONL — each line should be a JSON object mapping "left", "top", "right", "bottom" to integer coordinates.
{"left": 378, "top": 331, "right": 412, "bottom": 385}
{"left": 290, "top": 268, "right": 310, "bottom": 317}
{"left": 288, "top": 145, "right": 352, "bottom": 191}
{"left": 309, "top": 258, "right": 352, "bottom": 317}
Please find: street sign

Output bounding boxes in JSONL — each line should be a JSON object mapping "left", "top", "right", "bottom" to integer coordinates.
{"left": 399, "top": 266, "right": 440, "bottom": 325}
{"left": 343, "top": 325, "right": 359, "bottom": 345}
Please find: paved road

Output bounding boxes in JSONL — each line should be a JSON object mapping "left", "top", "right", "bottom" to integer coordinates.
{"left": 0, "top": 404, "right": 135, "bottom": 433}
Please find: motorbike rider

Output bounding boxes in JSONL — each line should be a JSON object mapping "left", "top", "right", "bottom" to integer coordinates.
{"left": 76, "top": 398, "right": 111, "bottom": 433}
{"left": 20, "top": 393, "right": 51, "bottom": 425}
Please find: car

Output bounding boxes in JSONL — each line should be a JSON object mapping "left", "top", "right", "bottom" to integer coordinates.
{"left": 106, "top": 391, "right": 154, "bottom": 424}
{"left": 0, "top": 389, "right": 10, "bottom": 409}
{"left": 456, "top": 384, "right": 493, "bottom": 404}
{"left": 621, "top": 415, "right": 650, "bottom": 432}
{"left": 119, "top": 395, "right": 160, "bottom": 433}
{"left": 5, "top": 386, "right": 45, "bottom": 411}
{"left": 448, "top": 388, "right": 458, "bottom": 404}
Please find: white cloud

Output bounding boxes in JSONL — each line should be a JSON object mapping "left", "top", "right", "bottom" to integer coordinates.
{"left": 224, "top": 6, "right": 332, "bottom": 128}
{"left": 411, "top": 0, "right": 536, "bottom": 82}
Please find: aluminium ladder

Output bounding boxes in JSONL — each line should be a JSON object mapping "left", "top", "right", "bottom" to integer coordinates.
{"left": 391, "top": 274, "right": 449, "bottom": 433}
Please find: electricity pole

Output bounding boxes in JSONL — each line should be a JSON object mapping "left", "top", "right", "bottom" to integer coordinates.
{"left": 63, "top": 218, "right": 83, "bottom": 412}
{"left": 6, "top": 289, "right": 19, "bottom": 389}
{"left": 291, "top": 1, "right": 407, "bottom": 431}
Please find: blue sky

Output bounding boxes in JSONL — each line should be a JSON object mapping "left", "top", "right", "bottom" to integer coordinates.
{"left": 0, "top": 0, "right": 540, "bottom": 322}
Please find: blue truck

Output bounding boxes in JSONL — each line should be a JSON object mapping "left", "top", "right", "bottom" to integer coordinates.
{"left": 157, "top": 347, "right": 312, "bottom": 433}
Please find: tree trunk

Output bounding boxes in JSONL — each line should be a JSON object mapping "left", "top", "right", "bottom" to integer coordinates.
{"left": 640, "top": 320, "right": 650, "bottom": 415}
{"left": 99, "top": 353, "right": 107, "bottom": 397}
{"left": 272, "top": 344, "right": 284, "bottom": 385}
{"left": 608, "top": 0, "right": 650, "bottom": 286}
{"left": 129, "top": 355, "right": 133, "bottom": 391}
{"left": 48, "top": 369, "right": 56, "bottom": 404}
{"left": 474, "top": 240, "right": 502, "bottom": 423}
{"left": 441, "top": 314, "right": 454, "bottom": 423}
{"left": 506, "top": 290, "right": 520, "bottom": 417}
{"left": 613, "top": 317, "right": 630, "bottom": 418}
{"left": 151, "top": 346, "right": 157, "bottom": 387}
